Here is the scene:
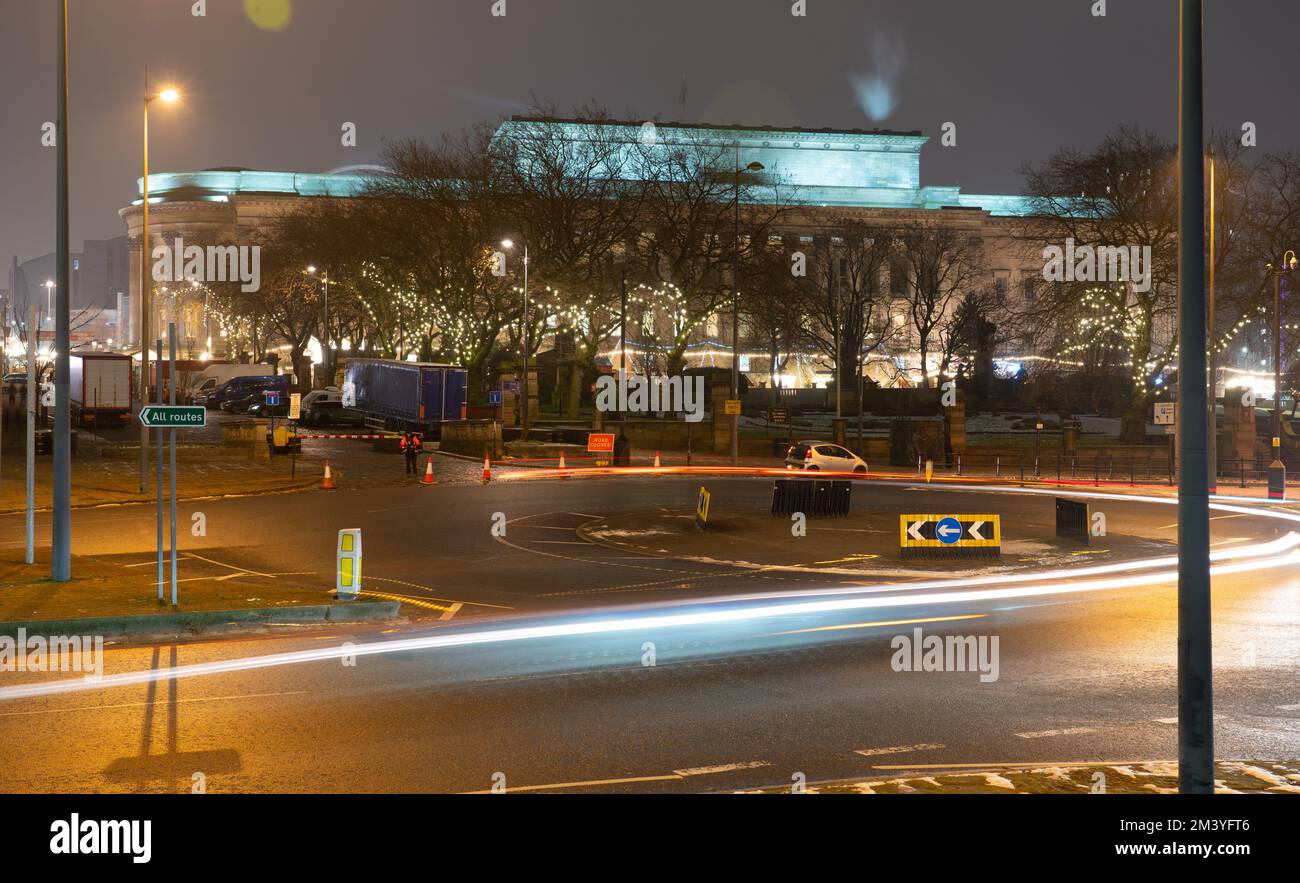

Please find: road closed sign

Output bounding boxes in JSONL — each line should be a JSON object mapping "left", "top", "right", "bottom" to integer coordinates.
{"left": 587, "top": 433, "right": 616, "bottom": 453}
{"left": 899, "top": 514, "right": 1001, "bottom": 558}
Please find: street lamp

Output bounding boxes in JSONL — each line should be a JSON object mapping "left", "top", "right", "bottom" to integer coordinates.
{"left": 501, "top": 239, "right": 530, "bottom": 438}
{"left": 1266, "top": 250, "right": 1296, "bottom": 500}
{"left": 139, "top": 75, "right": 180, "bottom": 492}
{"left": 43, "top": 281, "right": 55, "bottom": 326}
{"left": 731, "top": 151, "right": 765, "bottom": 466}
{"left": 306, "top": 266, "right": 331, "bottom": 385}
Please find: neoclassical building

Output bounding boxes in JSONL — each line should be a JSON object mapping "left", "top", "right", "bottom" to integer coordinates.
{"left": 120, "top": 118, "right": 1044, "bottom": 382}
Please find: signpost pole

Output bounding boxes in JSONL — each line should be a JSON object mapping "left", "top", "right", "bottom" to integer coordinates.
{"left": 155, "top": 336, "right": 163, "bottom": 603}
{"left": 25, "top": 305, "right": 36, "bottom": 565}
{"left": 168, "top": 323, "right": 178, "bottom": 607}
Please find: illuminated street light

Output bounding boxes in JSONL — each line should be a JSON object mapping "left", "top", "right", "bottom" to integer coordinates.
{"left": 139, "top": 74, "right": 181, "bottom": 493}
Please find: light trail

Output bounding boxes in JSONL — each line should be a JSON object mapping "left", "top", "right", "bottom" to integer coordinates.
{"left": 0, "top": 529, "right": 1295, "bottom": 704}
{"left": 1, "top": 484, "right": 1295, "bottom": 704}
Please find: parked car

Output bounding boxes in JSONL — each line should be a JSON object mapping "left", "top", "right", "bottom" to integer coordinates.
{"left": 220, "top": 392, "right": 263, "bottom": 414}
{"left": 301, "top": 399, "right": 365, "bottom": 427}
{"left": 784, "top": 440, "right": 868, "bottom": 473}
{"left": 201, "top": 375, "right": 287, "bottom": 409}
{"left": 246, "top": 399, "right": 290, "bottom": 418}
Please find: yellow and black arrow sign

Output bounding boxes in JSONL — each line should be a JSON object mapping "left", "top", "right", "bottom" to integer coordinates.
{"left": 899, "top": 514, "right": 1001, "bottom": 558}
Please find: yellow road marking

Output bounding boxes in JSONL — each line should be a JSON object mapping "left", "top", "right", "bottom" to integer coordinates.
{"left": 462, "top": 774, "right": 682, "bottom": 794}
{"left": 775, "top": 613, "right": 986, "bottom": 636}
{"left": 870, "top": 760, "right": 1154, "bottom": 770}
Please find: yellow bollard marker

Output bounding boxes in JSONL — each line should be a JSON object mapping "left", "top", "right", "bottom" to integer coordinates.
{"left": 337, "top": 529, "right": 362, "bottom": 600}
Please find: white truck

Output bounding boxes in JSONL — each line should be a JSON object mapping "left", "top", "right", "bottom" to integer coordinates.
{"left": 70, "top": 353, "right": 134, "bottom": 427}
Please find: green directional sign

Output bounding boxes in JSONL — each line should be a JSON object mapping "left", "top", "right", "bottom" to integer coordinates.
{"left": 139, "top": 405, "right": 207, "bottom": 429}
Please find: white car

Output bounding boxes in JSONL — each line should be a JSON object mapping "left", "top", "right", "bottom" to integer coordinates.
{"left": 784, "top": 440, "right": 868, "bottom": 473}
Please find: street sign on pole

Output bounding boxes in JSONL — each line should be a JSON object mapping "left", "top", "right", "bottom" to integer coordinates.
{"left": 289, "top": 392, "right": 301, "bottom": 421}
{"left": 587, "top": 433, "right": 616, "bottom": 453}
{"left": 139, "top": 405, "right": 206, "bottom": 428}
{"left": 899, "top": 514, "right": 1001, "bottom": 558}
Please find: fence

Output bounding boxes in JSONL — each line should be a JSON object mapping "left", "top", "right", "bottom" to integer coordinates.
{"left": 912, "top": 452, "right": 1281, "bottom": 487}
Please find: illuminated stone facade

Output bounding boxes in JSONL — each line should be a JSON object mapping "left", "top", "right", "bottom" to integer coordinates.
{"left": 120, "top": 120, "right": 1044, "bottom": 381}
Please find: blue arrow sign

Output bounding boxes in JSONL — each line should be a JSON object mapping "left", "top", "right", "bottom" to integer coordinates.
{"left": 935, "top": 517, "right": 963, "bottom": 545}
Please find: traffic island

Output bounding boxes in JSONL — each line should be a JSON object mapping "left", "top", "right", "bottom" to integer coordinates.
{"left": 741, "top": 760, "right": 1300, "bottom": 794}
{"left": 0, "top": 550, "right": 407, "bottom": 643}
{"left": 577, "top": 506, "right": 1172, "bottom": 576}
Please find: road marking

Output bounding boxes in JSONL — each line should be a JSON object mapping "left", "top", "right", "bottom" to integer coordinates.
{"left": 870, "top": 760, "right": 1154, "bottom": 771}
{"left": 440, "top": 602, "right": 464, "bottom": 622}
{"left": 855, "top": 743, "right": 945, "bottom": 758}
{"left": 673, "top": 761, "right": 771, "bottom": 776}
{"left": 186, "top": 554, "right": 278, "bottom": 579}
{"left": 776, "top": 614, "right": 986, "bottom": 636}
{"left": 463, "top": 774, "right": 682, "bottom": 794}
{"left": 1153, "top": 717, "right": 1179, "bottom": 724}
{"left": 1015, "top": 727, "right": 1098, "bottom": 739}
{"left": 1277, "top": 703, "right": 1300, "bottom": 712}
{"left": 531, "top": 541, "right": 594, "bottom": 546}
{"left": 363, "top": 576, "right": 512, "bottom": 609}
{"left": 124, "top": 556, "right": 195, "bottom": 568}
{"left": 0, "top": 690, "right": 309, "bottom": 718}
{"left": 1158, "top": 513, "right": 1251, "bottom": 530}
{"left": 357, "top": 590, "right": 454, "bottom": 613}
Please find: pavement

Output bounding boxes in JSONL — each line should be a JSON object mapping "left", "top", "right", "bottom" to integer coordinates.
{"left": 0, "top": 475, "right": 1295, "bottom": 793}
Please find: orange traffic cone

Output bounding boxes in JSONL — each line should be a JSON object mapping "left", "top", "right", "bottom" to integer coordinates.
{"left": 322, "top": 460, "right": 336, "bottom": 490}
{"left": 482, "top": 455, "right": 492, "bottom": 483}
{"left": 653, "top": 451, "right": 661, "bottom": 468}
{"left": 558, "top": 452, "right": 567, "bottom": 470}
{"left": 422, "top": 455, "right": 436, "bottom": 485}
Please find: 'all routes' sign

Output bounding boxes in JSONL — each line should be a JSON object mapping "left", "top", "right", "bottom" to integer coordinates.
{"left": 139, "top": 405, "right": 207, "bottom": 429}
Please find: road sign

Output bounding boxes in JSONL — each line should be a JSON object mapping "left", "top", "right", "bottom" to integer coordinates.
{"left": 265, "top": 390, "right": 281, "bottom": 407}
{"left": 768, "top": 408, "right": 789, "bottom": 424}
{"left": 724, "top": 399, "right": 742, "bottom": 416}
{"left": 899, "top": 514, "right": 1001, "bottom": 558}
{"left": 1154, "top": 402, "right": 1176, "bottom": 426}
{"left": 695, "top": 487, "right": 711, "bottom": 531}
{"left": 488, "top": 390, "right": 503, "bottom": 405}
{"left": 288, "top": 393, "right": 301, "bottom": 421}
{"left": 139, "top": 405, "right": 206, "bottom": 429}
{"left": 588, "top": 432, "right": 616, "bottom": 453}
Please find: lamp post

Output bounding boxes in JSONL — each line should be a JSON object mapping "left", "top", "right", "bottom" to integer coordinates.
{"left": 138, "top": 75, "right": 180, "bottom": 493}
{"left": 1176, "top": 0, "right": 1213, "bottom": 794}
{"left": 307, "top": 266, "right": 331, "bottom": 385}
{"left": 52, "top": 0, "right": 70, "bottom": 581}
{"left": 1266, "top": 251, "right": 1296, "bottom": 501}
{"left": 502, "top": 239, "right": 529, "bottom": 438}
{"left": 732, "top": 149, "right": 765, "bottom": 467}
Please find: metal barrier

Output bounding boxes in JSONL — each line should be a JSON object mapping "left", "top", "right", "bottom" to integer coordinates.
{"left": 771, "top": 479, "right": 852, "bottom": 518}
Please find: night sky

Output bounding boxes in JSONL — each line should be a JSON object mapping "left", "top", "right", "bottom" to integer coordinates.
{"left": 2, "top": 0, "right": 1298, "bottom": 265}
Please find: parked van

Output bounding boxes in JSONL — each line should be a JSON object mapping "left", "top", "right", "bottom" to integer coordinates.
{"left": 191, "top": 364, "right": 276, "bottom": 406}
{"left": 204, "top": 375, "right": 287, "bottom": 410}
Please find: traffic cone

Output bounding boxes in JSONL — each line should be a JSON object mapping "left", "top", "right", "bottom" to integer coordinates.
{"left": 322, "top": 460, "right": 336, "bottom": 490}
{"left": 482, "top": 455, "right": 492, "bottom": 483}
{"left": 558, "top": 451, "right": 567, "bottom": 470}
{"left": 653, "top": 451, "right": 661, "bottom": 468}
{"left": 422, "top": 455, "right": 436, "bottom": 485}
